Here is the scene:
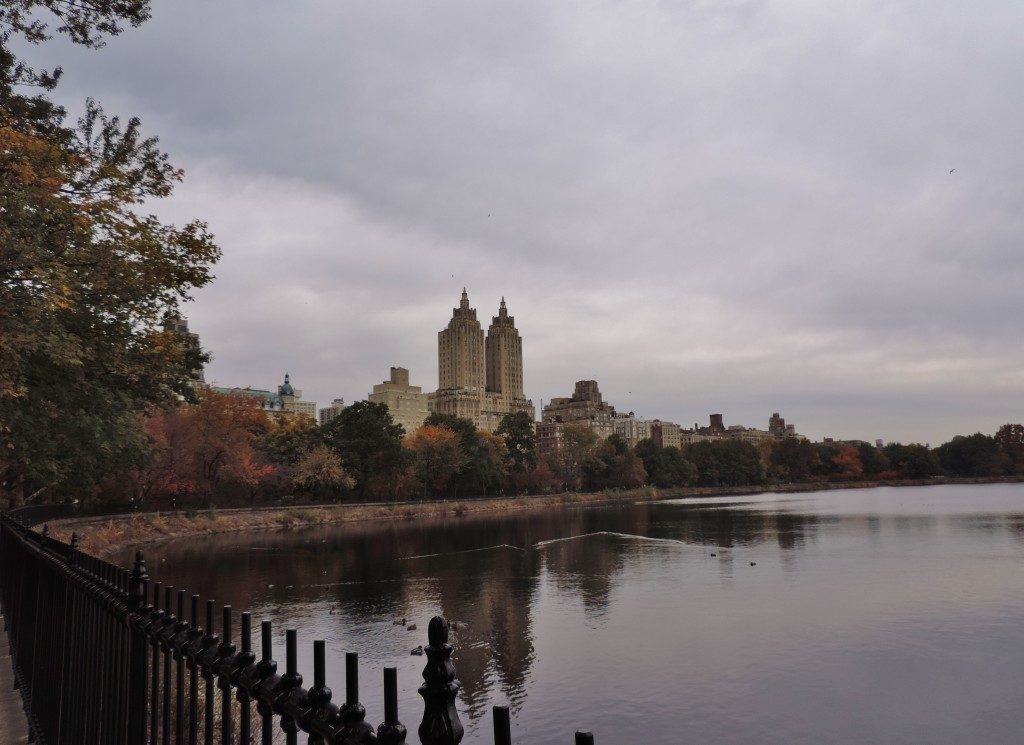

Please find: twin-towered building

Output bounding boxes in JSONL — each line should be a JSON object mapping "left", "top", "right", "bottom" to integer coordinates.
{"left": 212, "top": 293, "right": 804, "bottom": 448}
{"left": 429, "top": 289, "right": 535, "bottom": 432}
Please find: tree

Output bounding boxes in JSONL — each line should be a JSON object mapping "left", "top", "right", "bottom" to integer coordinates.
{"left": 935, "top": 434, "right": 1005, "bottom": 477}
{"left": 883, "top": 443, "right": 941, "bottom": 479}
{"left": 126, "top": 390, "right": 271, "bottom": 507}
{"left": 258, "top": 414, "right": 322, "bottom": 467}
{"left": 405, "top": 425, "right": 467, "bottom": 498}
{"left": 832, "top": 446, "right": 864, "bottom": 480}
{"left": 686, "top": 440, "right": 764, "bottom": 487}
{"left": 634, "top": 439, "right": 693, "bottom": 488}
{"left": 0, "top": 1, "right": 150, "bottom": 49}
{"left": 518, "top": 457, "right": 561, "bottom": 495}
{"left": 556, "top": 425, "right": 599, "bottom": 491}
{"left": 321, "top": 401, "right": 407, "bottom": 498}
{"left": 585, "top": 436, "right": 649, "bottom": 490}
{"left": 423, "top": 413, "right": 506, "bottom": 497}
{"left": 857, "top": 442, "right": 889, "bottom": 477}
{"left": 293, "top": 445, "right": 355, "bottom": 500}
{"left": 183, "top": 390, "right": 270, "bottom": 506}
{"left": 769, "top": 439, "right": 818, "bottom": 482}
{"left": 0, "top": 2, "right": 219, "bottom": 504}
{"left": 496, "top": 411, "right": 536, "bottom": 472}
{"left": 476, "top": 431, "right": 509, "bottom": 496}
{"left": 994, "top": 424, "right": 1024, "bottom": 473}
{"left": 811, "top": 444, "right": 841, "bottom": 478}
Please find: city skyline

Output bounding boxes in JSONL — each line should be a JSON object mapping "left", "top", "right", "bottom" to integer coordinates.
{"left": 30, "top": 0, "right": 1023, "bottom": 445}
{"left": 194, "top": 286, "right": 992, "bottom": 446}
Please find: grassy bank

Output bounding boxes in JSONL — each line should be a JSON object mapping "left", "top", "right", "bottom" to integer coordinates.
{"left": 47, "top": 476, "right": 1024, "bottom": 558}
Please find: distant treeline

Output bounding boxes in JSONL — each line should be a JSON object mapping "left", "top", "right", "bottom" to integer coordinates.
{"left": 12, "top": 388, "right": 1019, "bottom": 510}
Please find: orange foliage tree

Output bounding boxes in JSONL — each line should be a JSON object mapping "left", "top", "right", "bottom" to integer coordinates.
{"left": 405, "top": 425, "right": 467, "bottom": 498}
{"left": 833, "top": 446, "right": 864, "bottom": 480}
{"left": 131, "top": 390, "right": 273, "bottom": 507}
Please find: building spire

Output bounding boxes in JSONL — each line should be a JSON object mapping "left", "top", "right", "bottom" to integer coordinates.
{"left": 498, "top": 296, "right": 508, "bottom": 317}
{"left": 460, "top": 287, "right": 469, "bottom": 310}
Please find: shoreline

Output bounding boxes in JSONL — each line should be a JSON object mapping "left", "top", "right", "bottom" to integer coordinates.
{"left": 47, "top": 476, "right": 1024, "bottom": 559}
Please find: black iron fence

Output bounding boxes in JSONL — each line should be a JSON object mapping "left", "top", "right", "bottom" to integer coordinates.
{"left": 0, "top": 512, "right": 596, "bottom": 744}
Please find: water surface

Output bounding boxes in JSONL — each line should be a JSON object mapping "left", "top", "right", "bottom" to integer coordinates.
{"left": 136, "top": 484, "right": 1024, "bottom": 744}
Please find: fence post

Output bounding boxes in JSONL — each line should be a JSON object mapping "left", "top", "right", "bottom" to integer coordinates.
{"left": 377, "top": 667, "right": 407, "bottom": 745}
{"left": 235, "top": 612, "right": 256, "bottom": 745}
{"left": 493, "top": 706, "right": 512, "bottom": 745}
{"left": 127, "top": 551, "right": 151, "bottom": 744}
{"left": 340, "top": 651, "right": 375, "bottom": 743}
{"left": 305, "top": 639, "right": 338, "bottom": 745}
{"left": 216, "top": 606, "right": 237, "bottom": 744}
{"left": 255, "top": 620, "right": 280, "bottom": 745}
{"left": 418, "top": 616, "right": 464, "bottom": 745}
{"left": 279, "top": 629, "right": 303, "bottom": 745}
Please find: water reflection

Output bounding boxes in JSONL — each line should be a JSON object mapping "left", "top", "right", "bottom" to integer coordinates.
{"left": 131, "top": 484, "right": 1024, "bottom": 744}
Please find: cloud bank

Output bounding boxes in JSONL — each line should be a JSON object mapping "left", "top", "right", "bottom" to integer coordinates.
{"left": 29, "top": 0, "right": 1024, "bottom": 442}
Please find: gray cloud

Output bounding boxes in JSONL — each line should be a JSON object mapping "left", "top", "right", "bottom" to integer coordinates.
{"left": 25, "top": 0, "right": 1024, "bottom": 442}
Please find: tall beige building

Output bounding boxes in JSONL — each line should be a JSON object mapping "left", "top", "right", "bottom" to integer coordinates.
{"left": 430, "top": 290, "right": 535, "bottom": 432}
{"left": 368, "top": 366, "right": 429, "bottom": 435}
{"left": 438, "top": 289, "right": 486, "bottom": 391}
{"left": 485, "top": 298, "right": 524, "bottom": 400}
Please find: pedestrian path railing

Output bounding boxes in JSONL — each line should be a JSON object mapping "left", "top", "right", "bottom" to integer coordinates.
{"left": 0, "top": 512, "right": 595, "bottom": 744}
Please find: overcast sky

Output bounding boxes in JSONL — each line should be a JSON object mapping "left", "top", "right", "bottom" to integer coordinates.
{"left": 29, "top": 0, "right": 1024, "bottom": 443}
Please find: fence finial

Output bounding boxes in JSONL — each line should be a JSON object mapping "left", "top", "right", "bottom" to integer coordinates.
{"left": 418, "top": 616, "right": 464, "bottom": 745}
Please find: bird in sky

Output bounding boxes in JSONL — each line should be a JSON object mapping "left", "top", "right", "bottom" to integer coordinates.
{"left": 949, "top": 168, "right": 956, "bottom": 174}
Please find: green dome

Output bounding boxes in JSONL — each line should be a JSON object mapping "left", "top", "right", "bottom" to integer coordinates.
{"left": 279, "top": 373, "right": 295, "bottom": 396}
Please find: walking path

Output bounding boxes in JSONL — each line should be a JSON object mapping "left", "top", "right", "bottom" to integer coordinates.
{"left": 0, "top": 617, "right": 29, "bottom": 745}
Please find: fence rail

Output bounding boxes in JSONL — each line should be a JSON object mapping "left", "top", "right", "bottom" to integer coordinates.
{"left": 0, "top": 512, "right": 596, "bottom": 744}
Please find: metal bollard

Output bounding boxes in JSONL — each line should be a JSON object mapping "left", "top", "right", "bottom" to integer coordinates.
{"left": 493, "top": 705, "right": 512, "bottom": 745}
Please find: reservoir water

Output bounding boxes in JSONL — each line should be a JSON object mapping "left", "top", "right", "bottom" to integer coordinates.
{"left": 134, "top": 483, "right": 1024, "bottom": 744}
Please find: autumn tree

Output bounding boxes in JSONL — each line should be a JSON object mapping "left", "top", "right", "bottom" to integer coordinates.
{"left": 0, "top": 2, "right": 218, "bottom": 505}
{"left": 811, "top": 444, "right": 841, "bottom": 478}
{"left": 124, "top": 391, "right": 272, "bottom": 507}
{"left": 180, "top": 390, "right": 270, "bottom": 506}
{"left": 832, "top": 446, "right": 864, "bottom": 480}
{"left": 258, "top": 414, "right": 322, "bottom": 468}
{"left": 293, "top": 445, "right": 355, "bottom": 500}
{"left": 587, "top": 435, "right": 649, "bottom": 490}
{"left": 556, "top": 425, "right": 599, "bottom": 491}
{"left": 423, "top": 413, "right": 506, "bottom": 497}
{"left": 405, "top": 425, "right": 467, "bottom": 498}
